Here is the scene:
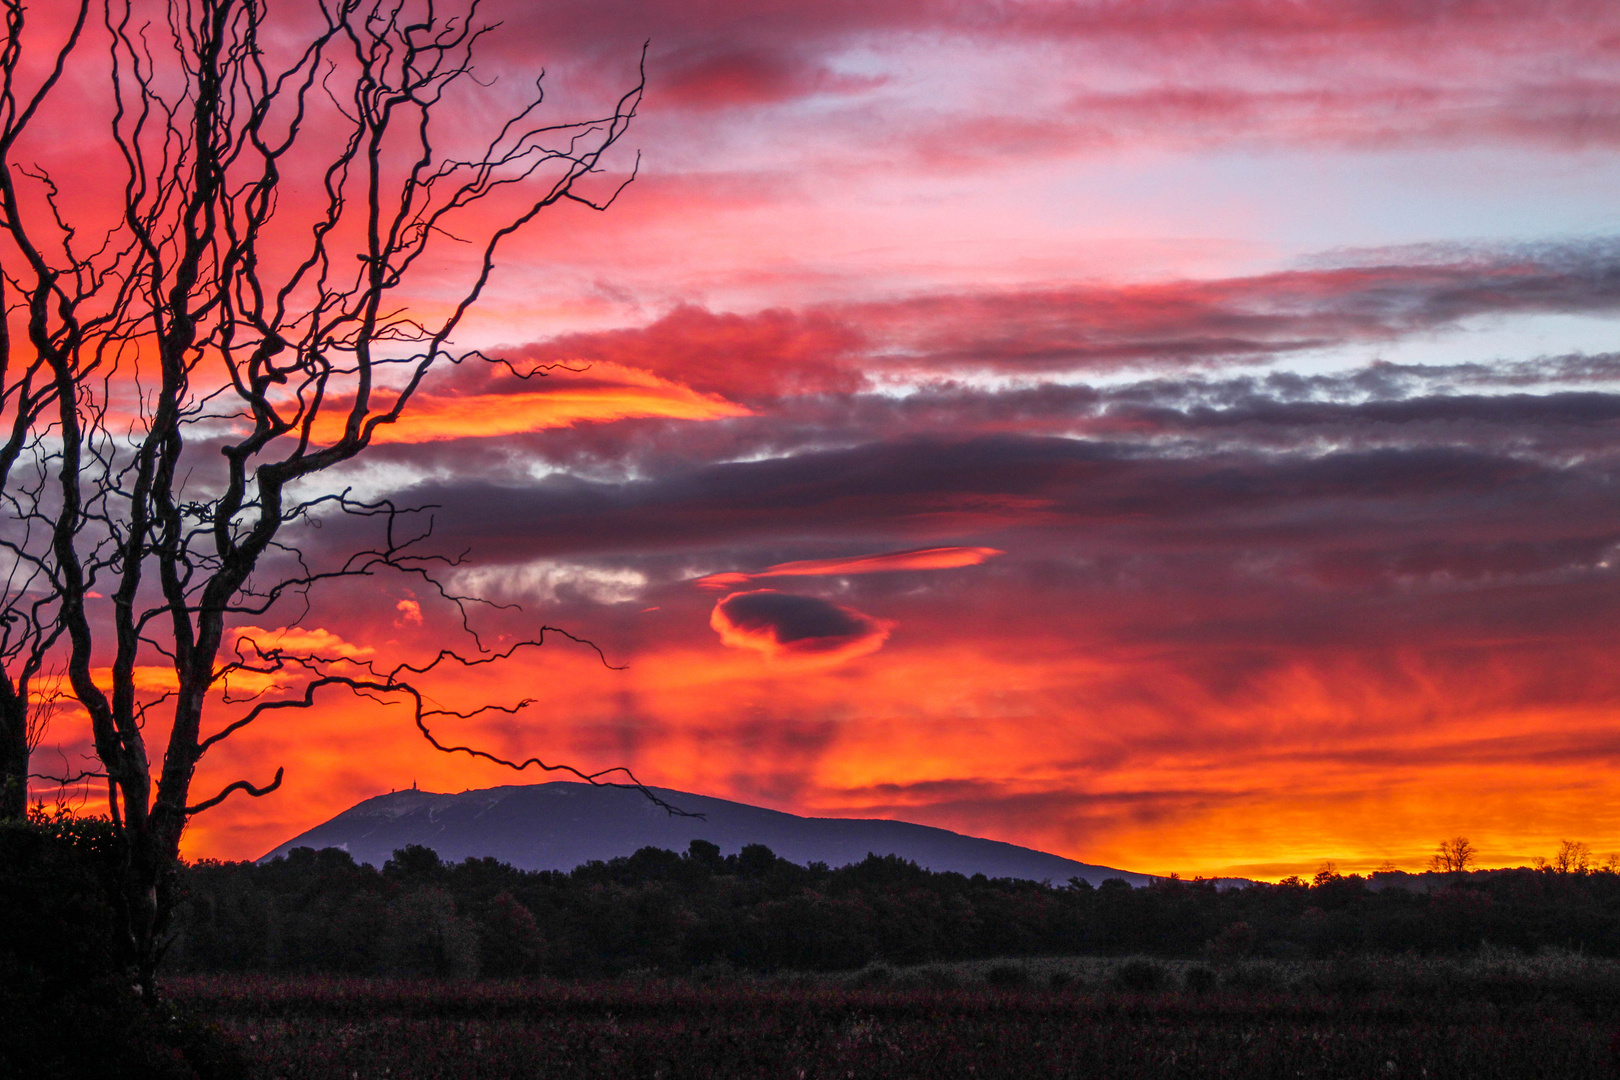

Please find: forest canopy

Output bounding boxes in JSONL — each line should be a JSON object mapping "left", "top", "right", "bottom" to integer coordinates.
{"left": 167, "top": 841, "right": 1620, "bottom": 978}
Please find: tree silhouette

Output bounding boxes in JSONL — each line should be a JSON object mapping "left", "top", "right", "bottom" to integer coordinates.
{"left": 0, "top": 0, "right": 680, "bottom": 990}
{"left": 1428, "top": 836, "right": 1475, "bottom": 876}
{"left": 1550, "top": 839, "right": 1591, "bottom": 875}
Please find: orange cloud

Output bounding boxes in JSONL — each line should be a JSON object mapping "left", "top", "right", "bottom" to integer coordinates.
{"left": 84, "top": 663, "right": 282, "bottom": 698}
{"left": 379, "top": 390, "right": 749, "bottom": 444}
{"left": 697, "top": 545, "right": 1004, "bottom": 589}
{"left": 228, "top": 625, "right": 375, "bottom": 660}
{"left": 306, "top": 363, "right": 749, "bottom": 445}
{"left": 88, "top": 666, "right": 180, "bottom": 695}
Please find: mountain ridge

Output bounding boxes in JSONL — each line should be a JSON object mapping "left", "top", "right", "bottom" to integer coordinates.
{"left": 261, "top": 781, "right": 1154, "bottom": 887}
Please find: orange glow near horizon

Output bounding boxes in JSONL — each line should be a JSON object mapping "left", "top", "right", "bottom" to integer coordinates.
{"left": 139, "top": 618, "right": 1620, "bottom": 882}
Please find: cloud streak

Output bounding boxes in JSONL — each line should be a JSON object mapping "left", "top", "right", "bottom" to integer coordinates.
{"left": 487, "top": 246, "right": 1620, "bottom": 397}
{"left": 695, "top": 545, "right": 1003, "bottom": 589}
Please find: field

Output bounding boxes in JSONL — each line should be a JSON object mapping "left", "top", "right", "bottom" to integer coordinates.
{"left": 172, "top": 952, "right": 1620, "bottom": 1079}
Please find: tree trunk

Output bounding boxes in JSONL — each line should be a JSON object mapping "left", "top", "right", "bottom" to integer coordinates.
{"left": 126, "top": 836, "right": 169, "bottom": 996}
{"left": 0, "top": 683, "right": 28, "bottom": 820}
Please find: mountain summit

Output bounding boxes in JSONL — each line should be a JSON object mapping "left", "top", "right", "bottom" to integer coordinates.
{"left": 261, "top": 782, "right": 1151, "bottom": 886}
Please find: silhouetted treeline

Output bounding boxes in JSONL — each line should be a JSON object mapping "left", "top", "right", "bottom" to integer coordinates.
{"left": 163, "top": 841, "right": 1620, "bottom": 978}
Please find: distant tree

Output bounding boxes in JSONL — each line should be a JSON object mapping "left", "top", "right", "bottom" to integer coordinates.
{"left": 1208, "top": 920, "right": 1255, "bottom": 960}
{"left": 1429, "top": 837, "right": 1475, "bottom": 875}
{"left": 382, "top": 887, "right": 479, "bottom": 977}
{"left": 686, "top": 839, "right": 725, "bottom": 872}
{"left": 1551, "top": 839, "right": 1592, "bottom": 875}
{"left": 478, "top": 891, "right": 543, "bottom": 977}
{"left": 1312, "top": 861, "right": 1341, "bottom": 888}
{"left": 385, "top": 844, "right": 447, "bottom": 885}
{"left": 737, "top": 842, "right": 780, "bottom": 878}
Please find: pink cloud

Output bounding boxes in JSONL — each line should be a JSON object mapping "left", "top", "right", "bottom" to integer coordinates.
{"left": 510, "top": 304, "right": 867, "bottom": 402}
{"left": 493, "top": 251, "right": 1620, "bottom": 395}
{"left": 658, "top": 46, "right": 884, "bottom": 110}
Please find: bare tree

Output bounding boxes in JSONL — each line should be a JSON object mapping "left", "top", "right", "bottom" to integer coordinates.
{"left": 1550, "top": 839, "right": 1591, "bottom": 875}
{"left": 2, "top": 0, "right": 678, "bottom": 990}
{"left": 1428, "top": 836, "right": 1475, "bottom": 876}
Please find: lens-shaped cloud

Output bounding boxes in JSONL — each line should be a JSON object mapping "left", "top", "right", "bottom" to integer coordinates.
{"left": 696, "top": 545, "right": 1004, "bottom": 589}
{"left": 710, "top": 589, "right": 894, "bottom": 663}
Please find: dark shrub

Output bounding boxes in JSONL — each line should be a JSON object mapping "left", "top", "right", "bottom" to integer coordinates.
{"left": 0, "top": 809, "right": 251, "bottom": 1079}
{"left": 983, "top": 962, "right": 1031, "bottom": 988}
{"left": 380, "top": 887, "right": 480, "bottom": 977}
{"left": 1209, "top": 921, "right": 1256, "bottom": 960}
{"left": 1224, "top": 961, "right": 1286, "bottom": 993}
{"left": 479, "top": 891, "right": 544, "bottom": 977}
{"left": 0, "top": 978, "right": 252, "bottom": 1080}
{"left": 1112, "top": 958, "right": 1169, "bottom": 992}
{"left": 1311, "top": 959, "right": 1379, "bottom": 997}
{"left": 0, "top": 810, "right": 126, "bottom": 977}
{"left": 690, "top": 958, "right": 742, "bottom": 983}
{"left": 851, "top": 962, "right": 895, "bottom": 987}
{"left": 1183, "top": 964, "right": 1219, "bottom": 993}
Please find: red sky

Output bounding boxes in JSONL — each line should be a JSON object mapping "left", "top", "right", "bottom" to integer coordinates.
{"left": 23, "top": 0, "right": 1620, "bottom": 879}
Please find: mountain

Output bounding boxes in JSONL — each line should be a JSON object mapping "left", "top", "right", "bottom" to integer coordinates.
{"left": 261, "top": 781, "right": 1152, "bottom": 887}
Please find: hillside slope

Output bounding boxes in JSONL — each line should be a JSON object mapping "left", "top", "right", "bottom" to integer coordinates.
{"left": 261, "top": 781, "right": 1151, "bottom": 886}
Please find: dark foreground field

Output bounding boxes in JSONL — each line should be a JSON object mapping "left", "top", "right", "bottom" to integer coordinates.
{"left": 174, "top": 954, "right": 1620, "bottom": 1079}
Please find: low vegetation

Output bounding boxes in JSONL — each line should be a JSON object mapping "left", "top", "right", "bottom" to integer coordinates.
{"left": 171, "top": 958, "right": 1620, "bottom": 1079}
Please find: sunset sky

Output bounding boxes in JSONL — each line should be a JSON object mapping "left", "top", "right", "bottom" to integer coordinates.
{"left": 30, "top": 0, "right": 1620, "bottom": 880}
